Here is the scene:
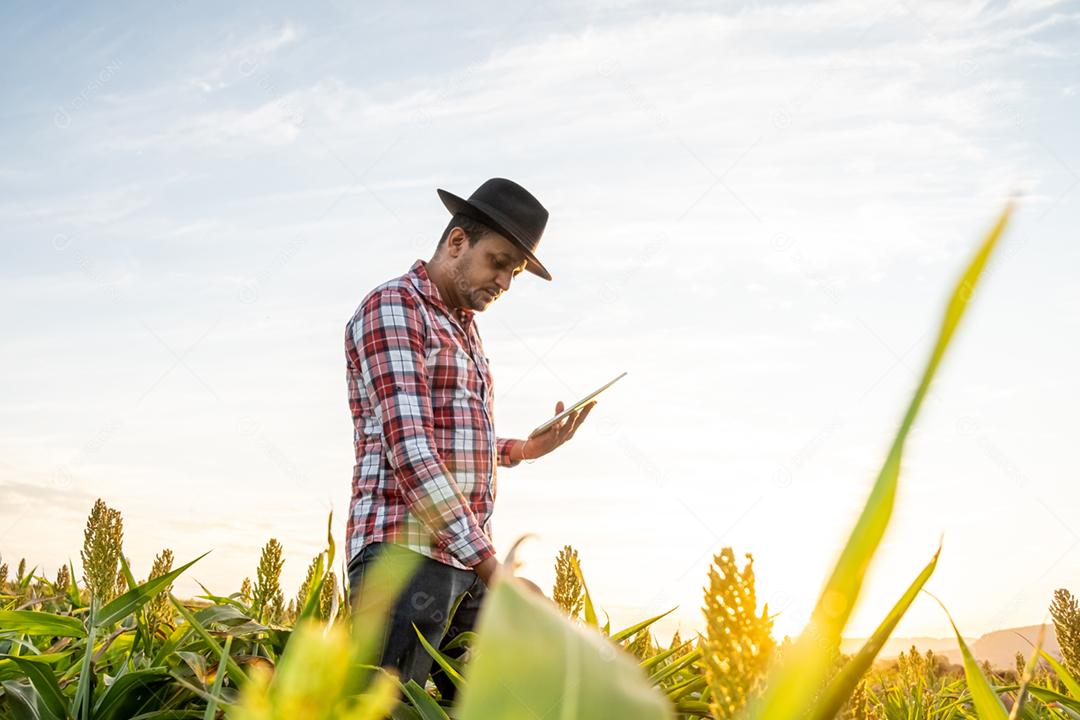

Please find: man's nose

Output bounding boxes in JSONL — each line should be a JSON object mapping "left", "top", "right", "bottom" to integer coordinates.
{"left": 495, "top": 272, "right": 512, "bottom": 291}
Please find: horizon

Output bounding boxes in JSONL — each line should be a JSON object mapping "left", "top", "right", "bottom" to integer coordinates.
{"left": 2, "top": 0, "right": 1079, "bottom": 647}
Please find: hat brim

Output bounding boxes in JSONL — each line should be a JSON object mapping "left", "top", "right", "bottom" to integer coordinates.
{"left": 438, "top": 189, "right": 552, "bottom": 281}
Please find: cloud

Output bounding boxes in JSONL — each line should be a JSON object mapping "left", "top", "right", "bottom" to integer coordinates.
{"left": 186, "top": 22, "right": 301, "bottom": 93}
{"left": 132, "top": 96, "right": 306, "bottom": 148}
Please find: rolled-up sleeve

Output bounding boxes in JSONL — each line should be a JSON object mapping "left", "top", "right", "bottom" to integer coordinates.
{"left": 496, "top": 437, "right": 524, "bottom": 468}
{"left": 354, "top": 288, "right": 495, "bottom": 568}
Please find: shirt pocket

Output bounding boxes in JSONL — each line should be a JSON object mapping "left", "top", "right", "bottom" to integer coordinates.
{"left": 426, "top": 340, "right": 479, "bottom": 408}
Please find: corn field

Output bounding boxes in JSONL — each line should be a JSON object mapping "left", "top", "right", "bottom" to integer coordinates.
{"left": 5, "top": 206, "right": 1079, "bottom": 719}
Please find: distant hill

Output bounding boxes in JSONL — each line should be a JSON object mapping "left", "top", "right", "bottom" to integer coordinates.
{"left": 841, "top": 625, "right": 1060, "bottom": 670}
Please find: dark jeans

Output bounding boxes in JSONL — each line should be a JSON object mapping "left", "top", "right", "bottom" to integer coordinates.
{"left": 347, "top": 542, "right": 486, "bottom": 700}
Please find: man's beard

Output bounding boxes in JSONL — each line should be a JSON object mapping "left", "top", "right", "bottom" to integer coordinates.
{"left": 464, "top": 283, "right": 504, "bottom": 310}
{"left": 469, "top": 288, "right": 491, "bottom": 310}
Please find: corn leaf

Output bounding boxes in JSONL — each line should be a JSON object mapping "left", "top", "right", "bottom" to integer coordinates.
{"left": 400, "top": 679, "right": 450, "bottom": 720}
{"left": 0, "top": 653, "right": 73, "bottom": 684}
{"left": 202, "top": 635, "right": 233, "bottom": 720}
{"left": 938, "top": 599, "right": 1008, "bottom": 719}
{"left": 413, "top": 623, "right": 464, "bottom": 691}
{"left": 647, "top": 648, "right": 702, "bottom": 687}
{"left": 570, "top": 555, "right": 599, "bottom": 629}
{"left": 96, "top": 552, "right": 209, "bottom": 628}
{"left": 810, "top": 545, "right": 941, "bottom": 720}
{"left": 440, "top": 630, "right": 477, "bottom": 653}
{"left": 456, "top": 575, "right": 673, "bottom": 719}
{"left": 65, "top": 559, "right": 81, "bottom": 609}
{"left": 1025, "top": 684, "right": 1080, "bottom": 713}
{"left": 169, "top": 594, "right": 247, "bottom": 686}
{"left": 93, "top": 667, "right": 172, "bottom": 720}
{"left": 641, "top": 638, "right": 695, "bottom": 674}
{"left": 1040, "top": 649, "right": 1080, "bottom": 699}
{"left": 0, "top": 654, "right": 67, "bottom": 719}
{"left": 742, "top": 205, "right": 1011, "bottom": 719}
{"left": 611, "top": 607, "right": 677, "bottom": 644}
{"left": 0, "top": 611, "right": 85, "bottom": 638}
{"left": 1008, "top": 626, "right": 1045, "bottom": 720}
{"left": 1, "top": 678, "right": 56, "bottom": 720}
{"left": 73, "top": 598, "right": 98, "bottom": 720}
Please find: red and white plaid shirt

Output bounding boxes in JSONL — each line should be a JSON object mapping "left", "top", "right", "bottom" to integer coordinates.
{"left": 345, "top": 259, "right": 523, "bottom": 570}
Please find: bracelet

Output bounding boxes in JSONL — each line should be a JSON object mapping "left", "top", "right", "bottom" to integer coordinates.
{"left": 521, "top": 439, "right": 538, "bottom": 465}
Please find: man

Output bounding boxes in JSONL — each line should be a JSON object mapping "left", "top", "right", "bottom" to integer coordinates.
{"left": 344, "top": 177, "right": 594, "bottom": 697}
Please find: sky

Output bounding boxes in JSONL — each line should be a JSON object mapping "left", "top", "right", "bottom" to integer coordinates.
{"left": 2, "top": 0, "right": 1079, "bottom": 644}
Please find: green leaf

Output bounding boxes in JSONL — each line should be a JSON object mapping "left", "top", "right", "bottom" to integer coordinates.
{"left": 150, "top": 623, "right": 191, "bottom": 668}
{"left": 412, "top": 623, "right": 464, "bottom": 691}
{"left": 937, "top": 598, "right": 1008, "bottom": 719}
{"left": 400, "top": 679, "right": 450, "bottom": 720}
{"left": 741, "top": 205, "right": 1012, "bottom": 720}
{"left": 1, "top": 678, "right": 48, "bottom": 720}
{"left": 673, "top": 698, "right": 712, "bottom": 717}
{"left": 117, "top": 554, "right": 150, "bottom": 657}
{"left": 169, "top": 595, "right": 247, "bottom": 686}
{"left": 92, "top": 667, "right": 172, "bottom": 720}
{"left": 809, "top": 545, "right": 941, "bottom": 720}
{"left": 389, "top": 703, "right": 423, "bottom": 720}
{"left": 570, "top": 555, "right": 599, "bottom": 629}
{"left": 65, "top": 559, "right": 81, "bottom": 608}
{"left": 298, "top": 552, "right": 328, "bottom": 622}
{"left": 440, "top": 630, "right": 477, "bottom": 653}
{"left": 0, "top": 655, "right": 67, "bottom": 720}
{"left": 298, "top": 512, "right": 339, "bottom": 624}
{"left": 1040, "top": 649, "right": 1080, "bottom": 699}
{"left": 194, "top": 581, "right": 247, "bottom": 612}
{"left": 667, "top": 674, "right": 708, "bottom": 701}
{"left": 1025, "top": 684, "right": 1080, "bottom": 713}
{"left": 192, "top": 603, "right": 263, "bottom": 630}
{"left": 96, "top": 552, "right": 209, "bottom": 628}
{"left": 0, "top": 653, "right": 74, "bottom": 683}
{"left": 202, "top": 635, "right": 232, "bottom": 720}
{"left": 611, "top": 607, "right": 677, "bottom": 645}
{"left": 118, "top": 553, "right": 138, "bottom": 592}
{"left": 0, "top": 611, "right": 85, "bottom": 638}
{"left": 640, "top": 638, "right": 695, "bottom": 674}
{"left": 18, "top": 566, "right": 39, "bottom": 592}
{"left": 456, "top": 576, "right": 673, "bottom": 719}
{"left": 325, "top": 509, "right": 336, "bottom": 575}
{"left": 72, "top": 598, "right": 98, "bottom": 720}
{"left": 646, "top": 648, "right": 702, "bottom": 687}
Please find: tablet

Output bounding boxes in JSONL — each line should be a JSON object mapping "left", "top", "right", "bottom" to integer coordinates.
{"left": 528, "top": 372, "right": 627, "bottom": 439}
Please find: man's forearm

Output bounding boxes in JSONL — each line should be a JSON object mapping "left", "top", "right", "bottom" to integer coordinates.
{"left": 497, "top": 436, "right": 530, "bottom": 467}
{"left": 509, "top": 438, "right": 529, "bottom": 463}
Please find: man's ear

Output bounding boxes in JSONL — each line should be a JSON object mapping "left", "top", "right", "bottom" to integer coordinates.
{"left": 445, "top": 227, "right": 468, "bottom": 258}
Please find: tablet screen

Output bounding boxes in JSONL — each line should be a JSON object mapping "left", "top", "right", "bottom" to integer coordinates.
{"left": 528, "top": 372, "right": 627, "bottom": 439}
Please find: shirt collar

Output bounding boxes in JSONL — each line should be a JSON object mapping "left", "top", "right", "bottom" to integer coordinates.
{"left": 407, "top": 259, "right": 475, "bottom": 325}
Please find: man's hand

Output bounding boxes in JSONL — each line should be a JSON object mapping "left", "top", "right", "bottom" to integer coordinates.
{"left": 474, "top": 555, "right": 501, "bottom": 587}
{"left": 517, "top": 400, "right": 596, "bottom": 462}
{"left": 473, "top": 556, "right": 547, "bottom": 598}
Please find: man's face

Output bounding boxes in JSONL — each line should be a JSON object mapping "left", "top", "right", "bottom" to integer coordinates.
{"left": 451, "top": 231, "right": 528, "bottom": 311}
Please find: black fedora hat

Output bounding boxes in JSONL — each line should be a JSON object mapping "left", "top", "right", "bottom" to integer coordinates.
{"left": 437, "top": 178, "right": 552, "bottom": 281}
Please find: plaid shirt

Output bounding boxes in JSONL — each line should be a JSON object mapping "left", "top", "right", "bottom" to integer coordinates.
{"left": 345, "top": 259, "right": 523, "bottom": 570}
